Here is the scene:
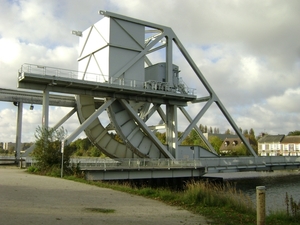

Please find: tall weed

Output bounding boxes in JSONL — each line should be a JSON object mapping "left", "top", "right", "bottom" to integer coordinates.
{"left": 285, "top": 192, "right": 300, "bottom": 219}
{"left": 183, "top": 180, "right": 254, "bottom": 213}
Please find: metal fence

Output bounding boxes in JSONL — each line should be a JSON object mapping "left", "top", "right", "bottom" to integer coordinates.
{"left": 24, "top": 156, "right": 300, "bottom": 172}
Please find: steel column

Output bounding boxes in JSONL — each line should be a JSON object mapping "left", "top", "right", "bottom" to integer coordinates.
{"left": 42, "top": 88, "right": 49, "bottom": 128}
{"left": 15, "top": 102, "right": 23, "bottom": 164}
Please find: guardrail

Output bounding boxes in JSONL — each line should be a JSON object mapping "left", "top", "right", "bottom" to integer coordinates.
{"left": 19, "top": 63, "right": 196, "bottom": 95}
{"left": 23, "top": 156, "right": 300, "bottom": 172}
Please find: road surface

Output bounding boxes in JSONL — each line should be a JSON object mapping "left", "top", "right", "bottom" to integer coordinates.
{"left": 0, "top": 167, "right": 209, "bottom": 225}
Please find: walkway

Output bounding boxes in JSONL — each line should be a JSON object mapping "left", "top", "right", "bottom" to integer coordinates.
{"left": 0, "top": 167, "right": 209, "bottom": 225}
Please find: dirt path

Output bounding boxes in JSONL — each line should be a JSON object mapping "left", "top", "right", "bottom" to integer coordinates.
{"left": 0, "top": 167, "right": 209, "bottom": 225}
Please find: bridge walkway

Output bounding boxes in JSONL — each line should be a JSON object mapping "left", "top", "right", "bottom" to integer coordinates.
{"left": 23, "top": 156, "right": 300, "bottom": 180}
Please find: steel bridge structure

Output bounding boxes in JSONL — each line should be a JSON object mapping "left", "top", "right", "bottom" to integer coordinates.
{"left": 1, "top": 10, "right": 300, "bottom": 180}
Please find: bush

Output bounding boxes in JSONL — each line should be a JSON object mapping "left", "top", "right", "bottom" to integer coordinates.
{"left": 31, "top": 126, "right": 77, "bottom": 176}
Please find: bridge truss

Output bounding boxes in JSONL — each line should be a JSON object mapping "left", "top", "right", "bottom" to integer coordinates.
{"left": 17, "top": 10, "right": 256, "bottom": 163}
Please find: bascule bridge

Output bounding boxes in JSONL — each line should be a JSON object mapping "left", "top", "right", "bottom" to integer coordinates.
{"left": 4, "top": 10, "right": 300, "bottom": 180}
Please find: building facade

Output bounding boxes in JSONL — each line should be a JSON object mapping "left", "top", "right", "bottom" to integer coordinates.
{"left": 257, "top": 135, "right": 300, "bottom": 156}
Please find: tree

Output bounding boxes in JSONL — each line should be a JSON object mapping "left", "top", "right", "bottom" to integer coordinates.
{"left": 225, "top": 129, "right": 231, "bottom": 134}
{"left": 243, "top": 129, "right": 249, "bottom": 136}
{"left": 80, "top": 138, "right": 91, "bottom": 150}
{"left": 209, "top": 136, "right": 223, "bottom": 154}
{"left": 199, "top": 124, "right": 204, "bottom": 132}
{"left": 89, "top": 146, "right": 102, "bottom": 157}
{"left": 245, "top": 128, "right": 258, "bottom": 153}
{"left": 228, "top": 144, "right": 248, "bottom": 156}
{"left": 287, "top": 130, "right": 300, "bottom": 136}
{"left": 31, "top": 126, "right": 74, "bottom": 175}
{"left": 249, "top": 128, "right": 255, "bottom": 137}
{"left": 155, "top": 132, "right": 166, "bottom": 144}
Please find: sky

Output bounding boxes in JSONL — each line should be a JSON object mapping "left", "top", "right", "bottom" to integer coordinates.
{"left": 0, "top": 0, "right": 299, "bottom": 143}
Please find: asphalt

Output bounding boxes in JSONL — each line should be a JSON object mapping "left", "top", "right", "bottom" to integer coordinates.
{"left": 0, "top": 167, "right": 209, "bottom": 225}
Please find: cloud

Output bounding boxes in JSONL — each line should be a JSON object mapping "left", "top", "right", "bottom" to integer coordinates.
{"left": 267, "top": 88, "right": 300, "bottom": 113}
{"left": 0, "top": 0, "right": 299, "bottom": 144}
{"left": 0, "top": 105, "right": 85, "bottom": 142}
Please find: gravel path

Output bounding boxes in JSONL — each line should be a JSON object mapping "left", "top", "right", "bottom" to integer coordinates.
{"left": 0, "top": 167, "right": 209, "bottom": 225}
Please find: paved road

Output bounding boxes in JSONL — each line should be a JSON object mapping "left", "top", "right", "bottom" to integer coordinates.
{"left": 0, "top": 167, "right": 209, "bottom": 225}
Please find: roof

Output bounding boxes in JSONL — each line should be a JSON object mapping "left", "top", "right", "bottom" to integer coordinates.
{"left": 219, "top": 137, "right": 249, "bottom": 151}
{"left": 257, "top": 134, "right": 285, "bottom": 143}
{"left": 281, "top": 136, "right": 300, "bottom": 144}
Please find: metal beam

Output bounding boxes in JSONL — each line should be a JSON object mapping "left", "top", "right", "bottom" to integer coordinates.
{"left": 120, "top": 99, "right": 175, "bottom": 159}
{"left": 42, "top": 88, "right": 49, "bottom": 128}
{"left": 0, "top": 88, "right": 76, "bottom": 107}
{"left": 15, "top": 102, "right": 23, "bottom": 163}
{"left": 179, "top": 106, "right": 218, "bottom": 155}
{"left": 178, "top": 99, "right": 214, "bottom": 144}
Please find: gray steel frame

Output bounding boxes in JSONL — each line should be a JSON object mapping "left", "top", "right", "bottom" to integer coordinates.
{"left": 16, "top": 10, "right": 257, "bottom": 160}
{"left": 98, "top": 10, "right": 257, "bottom": 157}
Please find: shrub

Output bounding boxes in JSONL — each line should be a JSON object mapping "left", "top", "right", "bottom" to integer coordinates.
{"left": 31, "top": 126, "right": 77, "bottom": 176}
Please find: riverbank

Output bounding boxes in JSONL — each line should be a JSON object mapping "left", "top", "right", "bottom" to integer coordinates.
{"left": 0, "top": 167, "right": 209, "bottom": 225}
{"left": 205, "top": 170, "right": 300, "bottom": 213}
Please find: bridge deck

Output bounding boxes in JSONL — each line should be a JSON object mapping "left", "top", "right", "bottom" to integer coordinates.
{"left": 18, "top": 64, "right": 196, "bottom": 105}
{"left": 22, "top": 156, "right": 300, "bottom": 180}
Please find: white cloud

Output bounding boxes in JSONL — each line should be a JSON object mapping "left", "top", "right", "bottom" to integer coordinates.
{"left": 0, "top": 38, "right": 21, "bottom": 63}
{"left": 267, "top": 88, "right": 300, "bottom": 113}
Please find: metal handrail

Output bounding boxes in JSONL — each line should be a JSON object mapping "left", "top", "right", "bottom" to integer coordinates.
{"left": 19, "top": 63, "right": 196, "bottom": 96}
{"left": 24, "top": 156, "right": 300, "bottom": 172}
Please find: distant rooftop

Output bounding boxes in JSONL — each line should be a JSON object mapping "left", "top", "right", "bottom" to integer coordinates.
{"left": 257, "top": 134, "right": 285, "bottom": 143}
{"left": 281, "top": 136, "right": 300, "bottom": 143}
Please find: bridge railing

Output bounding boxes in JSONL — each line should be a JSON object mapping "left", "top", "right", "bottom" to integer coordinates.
{"left": 24, "top": 156, "right": 300, "bottom": 171}
{"left": 19, "top": 63, "right": 196, "bottom": 95}
{"left": 70, "top": 156, "right": 300, "bottom": 169}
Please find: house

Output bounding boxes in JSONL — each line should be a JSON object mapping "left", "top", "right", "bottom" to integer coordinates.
{"left": 257, "top": 134, "right": 300, "bottom": 156}
{"left": 280, "top": 136, "right": 300, "bottom": 156}
{"left": 257, "top": 134, "right": 284, "bottom": 156}
{"left": 219, "top": 137, "right": 249, "bottom": 154}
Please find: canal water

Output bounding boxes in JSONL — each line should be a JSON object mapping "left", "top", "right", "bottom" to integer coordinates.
{"left": 205, "top": 170, "right": 300, "bottom": 213}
